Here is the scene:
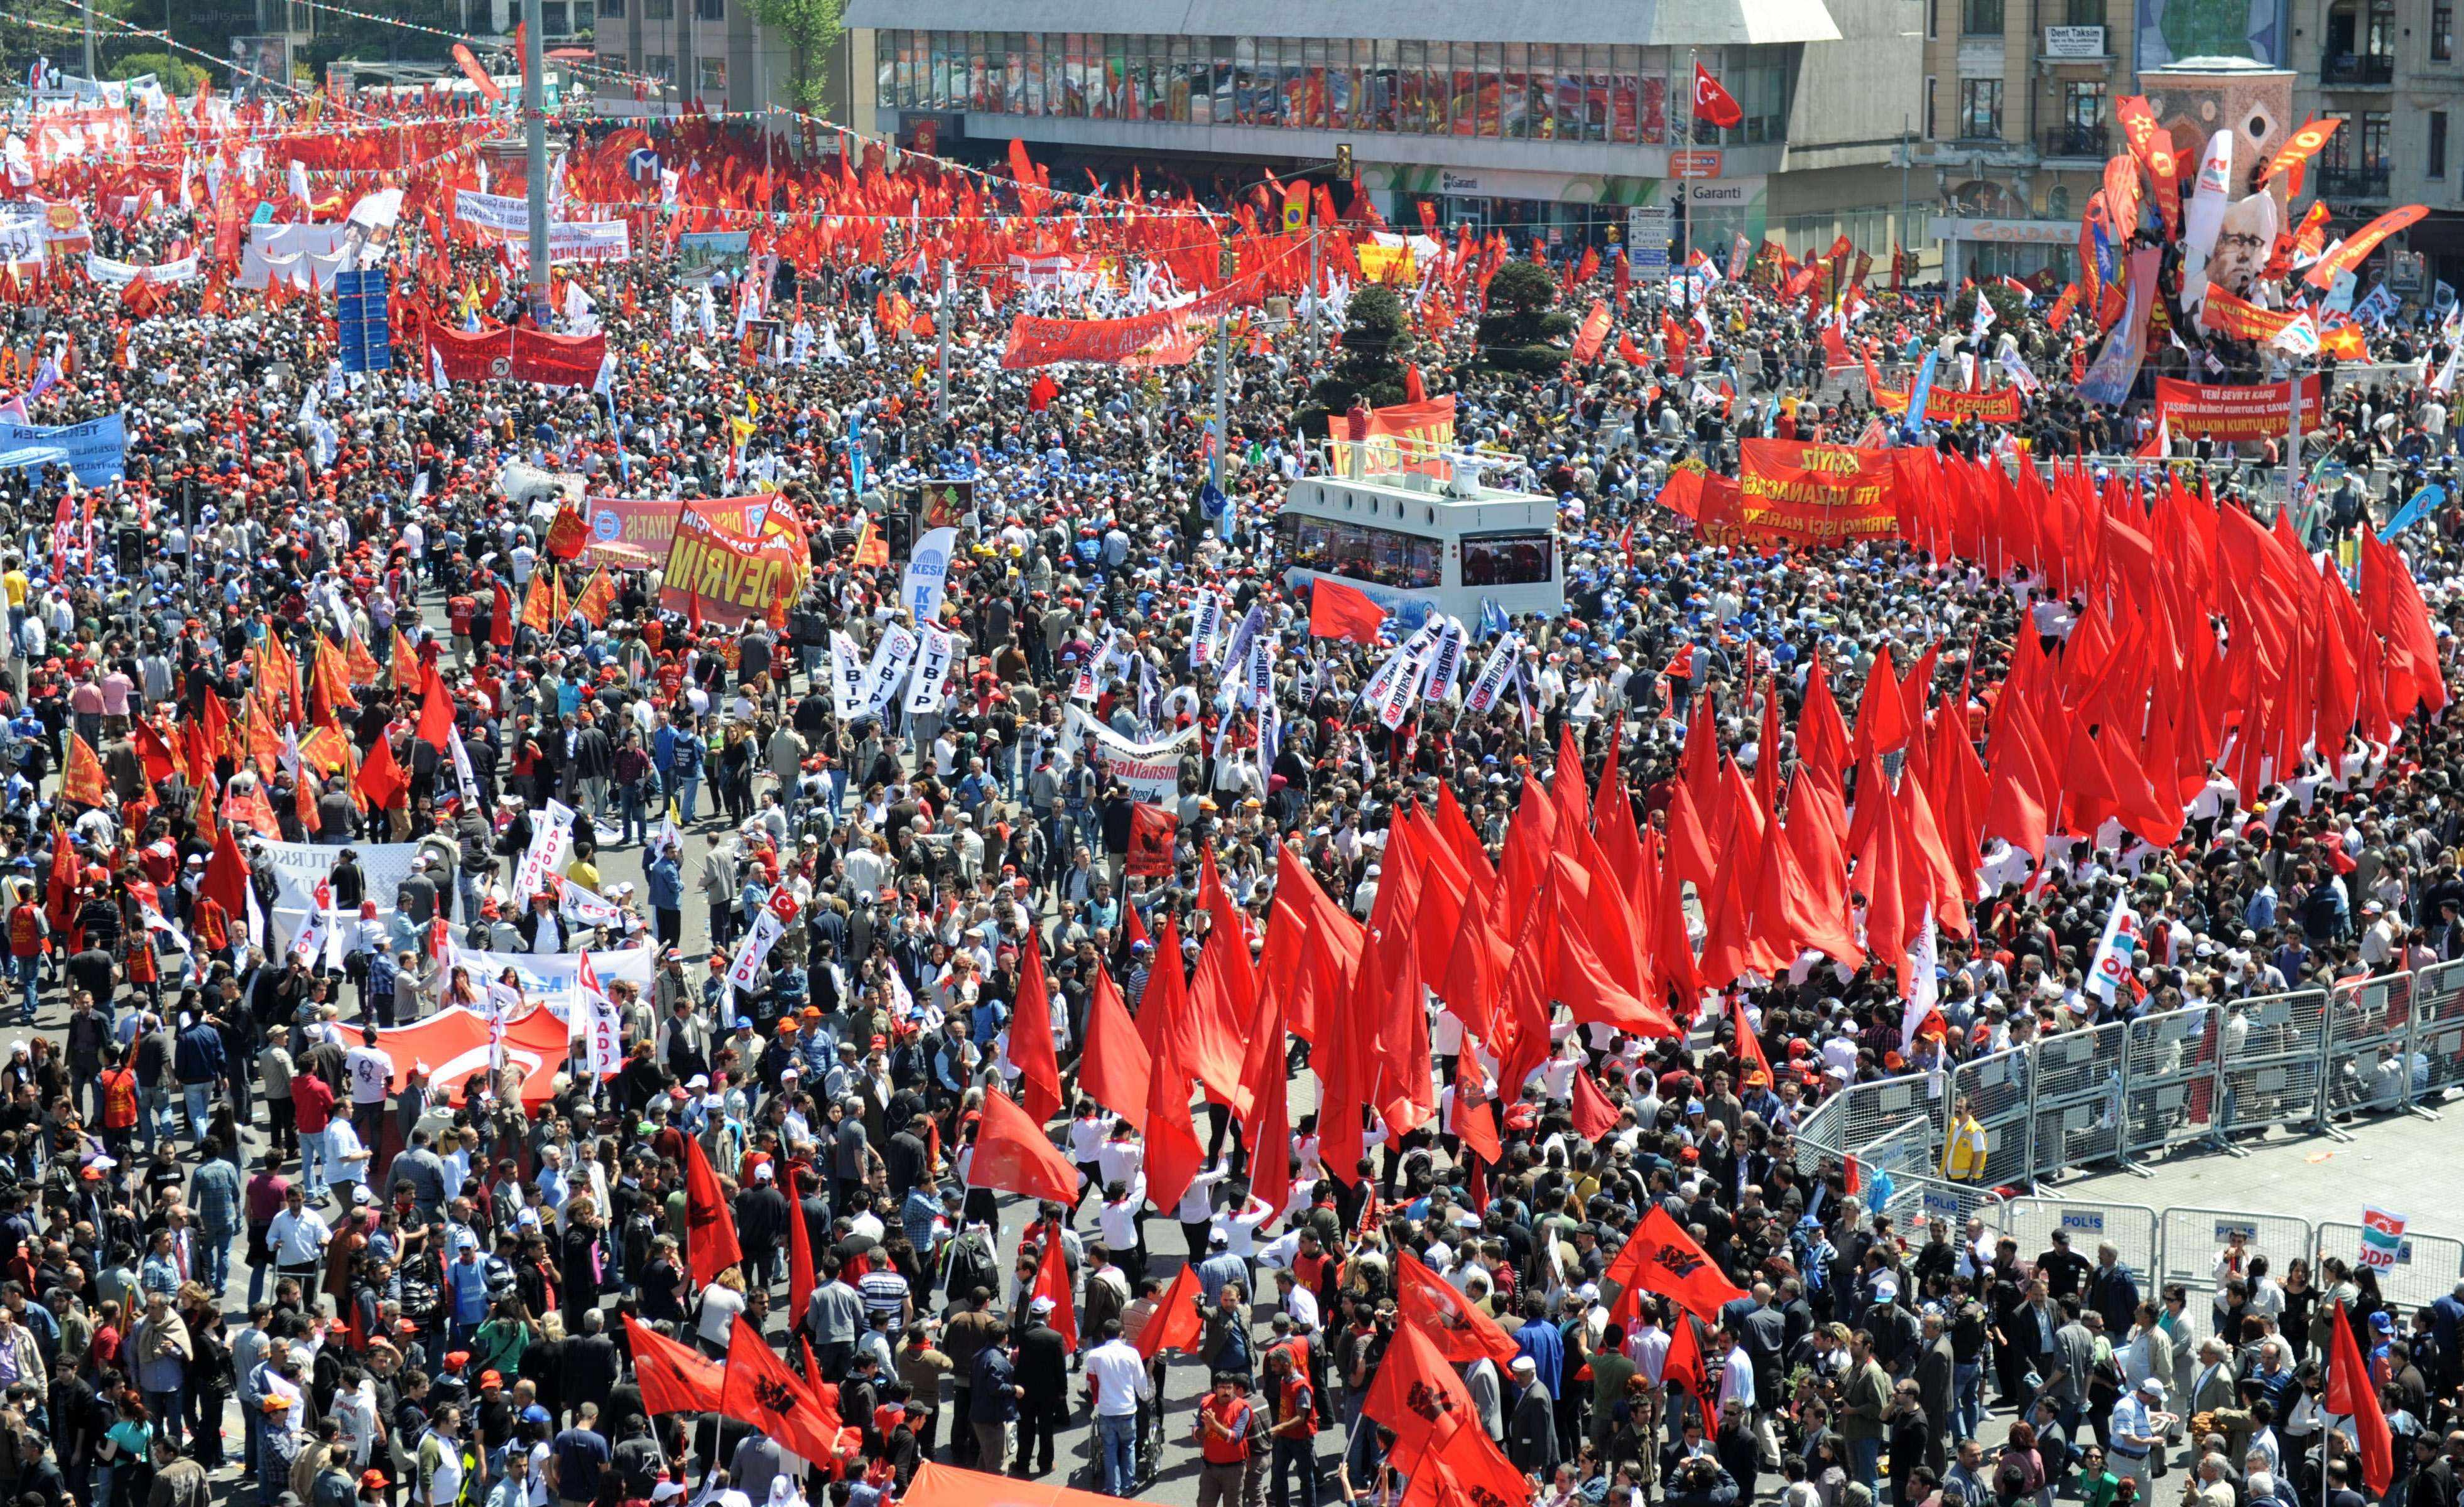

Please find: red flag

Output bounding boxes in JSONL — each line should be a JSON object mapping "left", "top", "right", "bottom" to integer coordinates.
{"left": 1134, "top": 1260, "right": 1206, "bottom": 1361}
{"left": 1078, "top": 966, "right": 1151, "bottom": 1123}
{"left": 680, "top": 1133, "right": 743, "bottom": 1287}
{"left": 2327, "top": 1300, "right": 2393, "bottom": 1495}
{"left": 1692, "top": 64, "right": 1744, "bottom": 127}
{"left": 1307, "top": 576, "right": 1388, "bottom": 643}
{"left": 621, "top": 1314, "right": 723, "bottom": 1413}
{"left": 131, "top": 718, "right": 179, "bottom": 784}
{"left": 1569, "top": 1066, "right": 1622, "bottom": 1140}
{"left": 970, "top": 1087, "right": 1081, "bottom": 1204}
{"left": 1139, "top": 922, "right": 1210, "bottom": 1213}
{"left": 1030, "top": 1228, "right": 1079, "bottom": 1351}
{"left": 198, "top": 819, "right": 251, "bottom": 925}
{"left": 786, "top": 1165, "right": 816, "bottom": 1327}
{"left": 450, "top": 45, "right": 506, "bottom": 104}
{"left": 719, "top": 1315, "right": 844, "bottom": 1467}
{"left": 1732, "top": 998, "right": 1776, "bottom": 1089}
{"left": 1601, "top": 1206, "right": 1748, "bottom": 1328}
{"left": 1009, "top": 936, "right": 1064, "bottom": 1125}
{"left": 416, "top": 666, "right": 457, "bottom": 749}
{"left": 62, "top": 733, "right": 109, "bottom": 809}
{"left": 1361, "top": 1315, "right": 1531, "bottom": 1507}
{"left": 354, "top": 733, "right": 410, "bottom": 811}
{"left": 1392, "top": 1250, "right": 1522, "bottom": 1368}
{"left": 1662, "top": 1312, "right": 1716, "bottom": 1413}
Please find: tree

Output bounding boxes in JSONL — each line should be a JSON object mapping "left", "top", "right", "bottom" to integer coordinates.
{"left": 750, "top": 0, "right": 845, "bottom": 116}
{"left": 1472, "top": 260, "right": 1576, "bottom": 374}
{"left": 1300, "top": 284, "right": 1414, "bottom": 434}
{"left": 1950, "top": 281, "right": 2028, "bottom": 333}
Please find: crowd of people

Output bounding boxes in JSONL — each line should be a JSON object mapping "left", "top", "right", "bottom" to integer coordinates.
{"left": 0, "top": 92, "right": 2457, "bottom": 1507}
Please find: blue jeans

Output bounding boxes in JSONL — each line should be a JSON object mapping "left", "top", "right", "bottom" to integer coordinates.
{"left": 198, "top": 1224, "right": 234, "bottom": 1293}
{"left": 181, "top": 1083, "right": 214, "bottom": 1142}
{"left": 299, "top": 1125, "right": 333, "bottom": 1198}
{"left": 1955, "top": 1361, "right": 1984, "bottom": 1440}
{"left": 146, "top": 1385, "right": 183, "bottom": 1445}
{"left": 675, "top": 773, "right": 701, "bottom": 823}
{"left": 1096, "top": 1413, "right": 1137, "bottom": 1495}
{"left": 1847, "top": 1435, "right": 1881, "bottom": 1493}
{"left": 620, "top": 784, "right": 649, "bottom": 845}
{"left": 137, "top": 1089, "right": 169, "bottom": 1152}
{"left": 1273, "top": 1435, "right": 1319, "bottom": 1507}
{"left": 12, "top": 954, "right": 32, "bottom": 1022}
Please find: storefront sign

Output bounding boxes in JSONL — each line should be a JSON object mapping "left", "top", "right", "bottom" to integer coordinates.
{"left": 2044, "top": 24, "right": 2108, "bottom": 55}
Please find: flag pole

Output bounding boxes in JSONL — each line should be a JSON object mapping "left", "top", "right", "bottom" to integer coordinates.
{"left": 1681, "top": 48, "right": 1696, "bottom": 315}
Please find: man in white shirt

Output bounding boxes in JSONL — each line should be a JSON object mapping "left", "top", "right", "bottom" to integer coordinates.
{"left": 344, "top": 1025, "right": 395, "bottom": 1156}
{"left": 1082, "top": 1319, "right": 1152, "bottom": 1494}
{"left": 268, "top": 1184, "right": 332, "bottom": 1285}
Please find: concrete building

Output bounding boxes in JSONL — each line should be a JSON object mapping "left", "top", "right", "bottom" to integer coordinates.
{"left": 837, "top": 0, "right": 1926, "bottom": 265}
{"left": 2280, "top": 0, "right": 2453, "bottom": 288}
{"left": 588, "top": 6, "right": 871, "bottom": 125}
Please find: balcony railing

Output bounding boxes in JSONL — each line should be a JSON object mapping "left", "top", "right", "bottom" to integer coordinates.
{"left": 2322, "top": 51, "right": 2396, "bottom": 84}
{"left": 2316, "top": 164, "right": 2392, "bottom": 197}
{"left": 2041, "top": 123, "right": 2109, "bottom": 158}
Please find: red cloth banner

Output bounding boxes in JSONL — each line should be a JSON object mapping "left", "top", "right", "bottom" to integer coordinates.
{"left": 1734, "top": 439, "right": 1901, "bottom": 547}
{"left": 1570, "top": 299, "right": 1612, "bottom": 364}
{"left": 1331, "top": 396, "right": 1458, "bottom": 478}
{"left": 2152, "top": 375, "right": 2323, "bottom": 440}
{"left": 452, "top": 44, "right": 507, "bottom": 104}
{"left": 1127, "top": 802, "right": 1179, "bottom": 877}
{"left": 658, "top": 498, "right": 808, "bottom": 627}
{"left": 1868, "top": 380, "right": 2022, "bottom": 424}
{"left": 423, "top": 317, "right": 607, "bottom": 388}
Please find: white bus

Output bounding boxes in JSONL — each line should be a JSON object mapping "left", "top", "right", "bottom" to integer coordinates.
{"left": 1275, "top": 438, "right": 1563, "bottom": 629}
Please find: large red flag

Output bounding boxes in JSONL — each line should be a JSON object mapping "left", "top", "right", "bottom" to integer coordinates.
{"left": 969, "top": 1087, "right": 1082, "bottom": 1205}
{"left": 354, "top": 732, "right": 410, "bottom": 812}
{"left": 1307, "top": 576, "right": 1388, "bottom": 643}
{"left": 1079, "top": 966, "right": 1152, "bottom": 1124}
{"left": 1601, "top": 1206, "right": 1748, "bottom": 1328}
{"left": 1361, "top": 1315, "right": 1531, "bottom": 1507}
{"left": 719, "top": 1315, "right": 844, "bottom": 1466}
{"left": 621, "top": 1313, "right": 723, "bottom": 1413}
{"left": 198, "top": 820, "right": 251, "bottom": 925}
{"left": 1008, "top": 936, "right": 1064, "bottom": 1126}
{"left": 2326, "top": 1300, "right": 2392, "bottom": 1495}
{"left": 680, "top": 1133, "right": 743, "bottom": 1287}
{"left": 415, "top": 665, "right": 457, "bottom": 748}
{"left": 1134, "top": 1260, "right": 1207, "bottom": 1361}
{"left": 1392, "top": 1250, "right": 1522, "bottom": 1368}
{"left": 1139, "top": 925, "right": 1210, "bottom": 1213}
{"left": 786, "top": 1165, "right": 817, "bottom": 1326}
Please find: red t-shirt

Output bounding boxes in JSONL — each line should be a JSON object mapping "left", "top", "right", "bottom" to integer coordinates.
{"left": 293, "top": 1070, "right": 337, "bottom": 1134}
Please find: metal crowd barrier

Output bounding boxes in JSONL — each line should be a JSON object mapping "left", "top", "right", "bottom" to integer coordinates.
{"left": 1949, "top": 1043, "right": 2036, "bottom": 1189}
{"left": 1997, "top": 1196, "right": 2161, "bottom": 1280}
{"left": 2411, "top": 959, "right": 2464, "bottom": 1101}
{"left": 2317, "top": 1221, "right": 2464, "bottom": 1310}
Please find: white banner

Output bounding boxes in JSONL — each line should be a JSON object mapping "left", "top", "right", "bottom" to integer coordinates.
{"left": 904, "top": 624, "right": 957, "bottom": 713}
{"left": 556, "top": 875, "right": 628, "bottom": 932}
{"left": 724, "top": 890, "right": 801, "bottom": 997}
{"left": 511, "top": 800, "right": 578, "bottom": 904}
{"left": 288, "top": 905, "right": 330, "bottom": 965}
{"left": 859, "top": 624, "right": 920, "bottom": 718}
{"left": 901, "top": 526, "right": 957, "bottom": 623}
{"left": 1189, "top": 592, "right": 1224, "bottom": 668}
{"left": 85, "top": 252, "right": 198, "bottom": 286}
{"left": 828, "top": 630, "right": 866, "bottom": 720}
{"left": 1064, "top": 705, "right": 1200, "bottom": 803}
{"left": 447, "top": 724, "right": 484, "bottom": 812}
{"left": 1423, "top": 618, "right": 1468, "bottom": 705}
{"left": 252, "top": 837, "right": 426, "bottom": 910}
{"left": 454, "top": 188, "right": 530, "bottom": 234}
{"left": 443, "top": 943, "right": 656, "bottom": 1022}
{"left": 584, "top": 995, "right": 624, "bottom": 1076}
{"left": 505, "top": 220, "right": 633, "bottom": 267}
{"left": 1463, "top": 635, "right": 1522, "bottom": 715}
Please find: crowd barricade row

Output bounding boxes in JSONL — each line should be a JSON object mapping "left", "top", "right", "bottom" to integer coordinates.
{"left": 2406, "top": 958, "right": 2464, "bottom": 1102}
{"left": 1996, "top": 1195, "right": 2162, "bottom": 1282}
{"left": 2316, "top": 1221, "right": 2464, "bottom": 1311}
{"left": 1949, "top": 1043, "right": 2036, "bottom": 1190}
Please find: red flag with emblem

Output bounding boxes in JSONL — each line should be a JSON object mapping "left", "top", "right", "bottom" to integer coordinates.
{"left": 1601, "top": 1206, "right": 1749, "bottom": 1327}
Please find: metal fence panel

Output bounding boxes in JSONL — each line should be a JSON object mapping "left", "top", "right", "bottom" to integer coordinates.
{"left": 2328, "top": 972, "right": 2418, "bottom": 1116}
{"left": 2214, "top": 989, "right": 2332, "bottom": 1140}
{"left": 2316, "top": 1222, "right": 2464, "bottom": 1311}
{"left": 1948, "top": 1043, "right": 2036, "bottom": 1189}
{"left": 2409, "top": 959, "right": 2464, "bottom": 1100}
{"left": 1893, "top": 1175, "right": 2007, "bottom": 1236}
{"left": 1797, "top": 1072, "right": 1945, "bottom": 1175}
{"left": 1851, "top": 1116, "right": 1941, "bottom": 1206}
{"left": 2157, "top": 1207, "right": 2315, "bottom": 1295}
{"left": 2122, "top": 1003, "right": 2228, "bottom": 1164}
{"left": 2029, "top": 1021, "right": 2129, "bottom": 1177}
{"left": 1998, "top": 1196, "right": 2159, "bottom": 1280}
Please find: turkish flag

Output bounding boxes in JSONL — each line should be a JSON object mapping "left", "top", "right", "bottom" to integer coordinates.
{"left": 1134, "top": 1260, "right": 1205, "bottom": 1361}
{"left": 1569, "top": 1065, "right": 1622, "bottom": 1140}
{"left": 680, "top": 1132, "right": 743, "bottom": 1287}
{"left": 969, "top": 1087, "right": 1082, "bottom": 1205}
{"left": 719, "top": 1315, "right": 844, "bottom": 1467}
{"left": 1393, "top": 1250, "right": 1522, "bottom": 1369}
{"left": 1306, "top": 576, "right": 1387, "bottom": 643}
{"left": 1601, "top": 1206, "right": 1749, "bottom": 1328}
{"left": 1693, "top": 64, "right": 1744, "bottom": 127}
{"left": 1008, "top": 935, "right": 1065, "bottom": 1125}
{"left": 621, "top": 1313, "right": 722, "bottom": 1413}
{"left": 2326, "top": 1300, "right": 2393, "bottom": 1494}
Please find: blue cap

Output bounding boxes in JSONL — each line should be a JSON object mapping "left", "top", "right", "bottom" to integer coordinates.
{"left": 733, "top": 1015, "right": 752, "bottom": 1030}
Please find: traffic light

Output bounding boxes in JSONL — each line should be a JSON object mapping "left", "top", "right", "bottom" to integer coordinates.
{"left": 1335, "top": 143, "right": 1354, "bottom": 181}
{"left": 1606, "top": 222, "right": 1621, "bottom": 245}
{"left": 1219, "top": 240, "right": 1239, "bottom": 280}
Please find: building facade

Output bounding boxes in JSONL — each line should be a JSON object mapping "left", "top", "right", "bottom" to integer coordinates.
{"left": 840, "top": 0, "right": 1927, "bottom": 266}
{"left": 589, "top": 6, "right": 870, "bottom": 125}
{"left": 2281, "top": 0, "right": 2456, "bottom": 288}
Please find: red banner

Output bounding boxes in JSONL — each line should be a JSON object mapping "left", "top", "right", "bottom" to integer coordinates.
{"left": 1332, "top": 396, "right": 1457, "bottom": 478}
{"left": 1001, "top": 282, "right": 1244, "bottom": 368}
{"left": 1734, "top": 439, "right": 1899, "bottom": 547}
{"left": 1570, "top": 299, "right": 1611, "bottom": 365}
{"left": 452, "top": 43, "right": 506, "bottom": 104}
{"left": 2152, "top": 375, "right": 2323, "bottom": 440}
{"left": 421, "top": 317, "right": 607, "bottom": 388}
{"left": 659, "top": 498, "right": 808, "bottom": 627}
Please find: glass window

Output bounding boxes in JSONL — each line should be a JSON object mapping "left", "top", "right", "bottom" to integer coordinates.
{"left": 1398, "top": 41, "right": 1423, "bottom": 132}
{"left": 1022, "top": 35, "right": 1044, "bottom": 114}
{"left": 1476, "top": 42, "right": 1501, "bottom": 137}
{"left": 2436, "top": 111, "right": 2451, "bottom": 176}
{"left": 2369, "top": 0, "right": 2394, "bottom": 55}
{"left": 1425, "top": 43, "right": 1451, "bottom": 134}
{"left": 1501, "top": 43, "right": 1528, "bottom": 138}
{"left": 645, "top": 52, "right": 674, "bottom": 80}
{"left": 2361, "top": 109, "right": 2392, "bottom": 166}
{"left": 1284, "top": 36, "right": 1308, "bottom": 126}
{"left": 1059, "top": 33, "right": 1083, "bottom": 117}
{"left": 1212, "top": 36, "right": 1234, "bottom": 122}
{"left": 1963, "top": 0, "right": 2002, "bottom": 33}
{"left": 1526, "top": 45, "right": 1553, "bottom": 138}
{"left": 1554, "top": 50, "right": 1582, "bottom": 140}
{"left": 1582, "top": 45, "right": 1608, "bottom": 142}
{"left": 1372, "top": 40, "right": 1397, "bottom": 131}
{"left": 1303, "top": 38, "right": 1327, "bottom": 128}
{"left": 1004, "top": 35, "right": 1025, "bottom": 111}
{"left": 1460, "top": 531, "right": 1555, "bottom": 587}
{"left": 966, "top": 34, "right": 985, "bottom": 108}
{"left": 697, "top": 56, "right": 726, "bottom": 93}
{"left": 1458, "top": 42, "right": 1480, "bottom": 135}
{"left": 1276, "top": 515, "right": 1442, "bottom": 591}
{"left": 1611, "top": 45, "right": 1640, "bottom": 143}
{"left": 2438, "top": 3, "right": 2455, "bottom": 60}
{"left": 1958, "top": 77, "right": 2002, "bottom": 138}
{"left": 1045, "top": 33, "right": 1064, "bottom": 113}
{"left": 926, "top": 33, "right": 947, "bottom": 109}
{"left": 1233, "top": 36, "right": 1257, "bottom": 124}
{"left": 598, "top": 0, "right": 621, "bottom": 21}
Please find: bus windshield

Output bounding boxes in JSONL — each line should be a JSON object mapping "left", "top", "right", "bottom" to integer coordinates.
{"left": 1276, "top": 513, "right": 1442, "bottom": 590}
{"left": 1460, "top": 530, "right": 1553, "bottom": 587}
